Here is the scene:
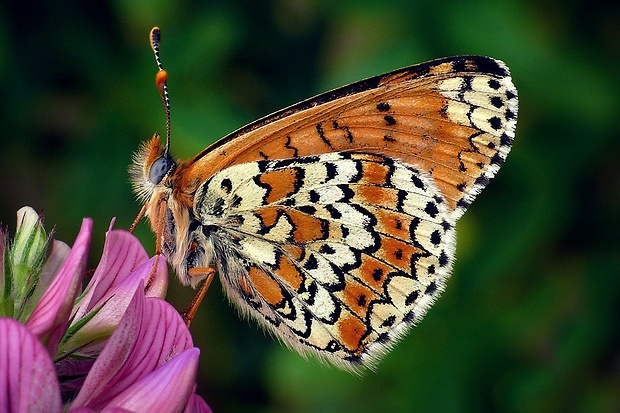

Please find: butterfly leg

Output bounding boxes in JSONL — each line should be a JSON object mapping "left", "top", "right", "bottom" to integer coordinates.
{"left": 145, "top": 253, "right": 162, "bottom": 291}
{"left": 142, "top": 199, "right": 166, "bottom": 291}
{"left": 129, "top": 204, "right": 147, "bottom": 234}
{"left": 181, "top": 267, "right": 216, "bottom": 327}
{"left": 154, "top": 199, "right": 169, "bottom": 255}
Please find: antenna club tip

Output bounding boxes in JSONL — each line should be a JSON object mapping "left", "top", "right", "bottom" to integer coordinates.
{"left": 155, "top": 70, "right": 168, "bottom": 93}
{"left": 150, "top": 27, "right": 161, "bottom": 53}
{"left": 150, "top": 27, "right": 161, "bottom": 41}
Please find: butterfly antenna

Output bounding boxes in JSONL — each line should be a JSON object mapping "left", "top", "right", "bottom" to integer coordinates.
{"left": 149, "top": 27, "right": 171, "bottom": 157}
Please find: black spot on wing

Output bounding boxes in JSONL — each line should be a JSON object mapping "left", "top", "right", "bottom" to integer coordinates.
{"left": 220, "top": 178, "right": 233, "bottom": 193}
{"left": 376, "top": 102, "right": 390, "bottom": 112}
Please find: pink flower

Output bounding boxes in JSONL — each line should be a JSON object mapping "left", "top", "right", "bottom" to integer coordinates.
{"left": 0, "top": 207, "right": 211, "bottom": 412}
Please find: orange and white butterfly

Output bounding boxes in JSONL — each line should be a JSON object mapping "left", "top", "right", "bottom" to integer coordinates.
{"left": 130, "top": 27, "right": 518, "bottom": 371}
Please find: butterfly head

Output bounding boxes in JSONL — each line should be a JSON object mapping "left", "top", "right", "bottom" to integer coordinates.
{"left": 129, "top": 133, "right": 176, "bottom": 203}
{"left": 130, "top": 27, "right": 177, "bottom": 204}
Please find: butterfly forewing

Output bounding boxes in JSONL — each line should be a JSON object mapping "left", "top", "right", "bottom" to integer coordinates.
{"left": 182, "top": 56, "right": 517, "bottom": 219}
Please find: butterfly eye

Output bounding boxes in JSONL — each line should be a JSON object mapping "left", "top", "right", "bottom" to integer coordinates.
{"left": 149, "top": 156, "right": 173, "bottom": 184}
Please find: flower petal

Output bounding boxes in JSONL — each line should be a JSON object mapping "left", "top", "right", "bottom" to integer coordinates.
{"left": 71, "top": 284, "right": 193, "bottom": 410}
{"left": 106, "top": 348, "right": 201, "bottom": 413}
{"left": 61, "top": 255, "right": 168, "bottom": 355}
{"left": 0, "top": 317, "right": 62, "bottom": 413}
{"left": 73, "top": 226, "right": 150, "bottom": 321}
{"left": 70, "top": 408, "right": 134, "bottom": 413}
{"left": 183, "top": 394, "right": 213, "bottom": 413}
{"left": 143, "top": 254, "right": 168, "bottom": 298}
{"left": 25, "top": 218, "right": 92, "bottom": 356}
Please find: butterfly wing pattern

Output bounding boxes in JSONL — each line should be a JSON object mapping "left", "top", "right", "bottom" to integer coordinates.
{"left": 193, "top": 152, "right": 458, "bottom": 368}
{"left": 132, "top": 54, "right": 518, "bottom": 370}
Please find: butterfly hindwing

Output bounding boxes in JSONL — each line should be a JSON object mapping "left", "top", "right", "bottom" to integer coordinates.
{"left": 193, "top": 152, "right": 456, "bottom": 369}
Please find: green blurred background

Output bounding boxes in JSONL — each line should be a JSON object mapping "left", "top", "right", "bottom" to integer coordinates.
{"left": 1, "top": 0, "right": 619, "bottom": 412}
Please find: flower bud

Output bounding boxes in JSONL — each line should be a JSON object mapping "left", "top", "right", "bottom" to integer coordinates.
{"left": 6, "top": 207, "right": 50, "bottom": 319}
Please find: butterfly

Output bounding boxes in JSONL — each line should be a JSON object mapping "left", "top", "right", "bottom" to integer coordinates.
{"left": 130, "top": 27, "right": 518, "bottom": 371}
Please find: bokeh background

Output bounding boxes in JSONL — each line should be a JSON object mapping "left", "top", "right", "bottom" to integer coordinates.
{"left": 1, "top": 0, "right": 619, "bottom": 412}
